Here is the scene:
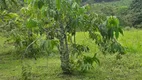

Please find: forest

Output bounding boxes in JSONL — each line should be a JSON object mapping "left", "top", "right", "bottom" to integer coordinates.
{"left": 0, "top": 0, "right": 142, "bottom": 80}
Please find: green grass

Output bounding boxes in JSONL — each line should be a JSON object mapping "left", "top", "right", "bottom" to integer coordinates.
{"left": 119, "top": 29, "right": 142, "bottom": 53}
{"left": 0, "top": 29, "right": 142, "bottom": 80}
{"left": 0, "top": 35, "right": 14, "bottom": 54}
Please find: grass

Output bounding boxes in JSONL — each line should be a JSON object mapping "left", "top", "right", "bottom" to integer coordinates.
{"left": 119, "top": 29, "right": 142, "bottom": 53}
{"left": 0, "top": 36, "right": 14, "bottom": 53}
{"left": 0, "top": 29, "right": 142, "bottom": 80}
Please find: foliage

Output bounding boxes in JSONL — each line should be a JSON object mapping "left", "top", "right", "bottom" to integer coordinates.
{"left": 70, "top": 44, "right": 100, "bottom": 72}
{"left": 95, "top": 0, "right": 120, "bottom": 2}
{"left": 82, "top": 0, "right": 120, "bottom": 3}
{"left": 0, "top": 0, "right": 23, "bottom": 11}
{"left": 128, "top": 0, "right": 142, "bottom": 28}
{"left": 90, "top": 1, "right": 131, "bottom": 27}
{"left": 89, "top": 16, "right": 125, "bottom": 54}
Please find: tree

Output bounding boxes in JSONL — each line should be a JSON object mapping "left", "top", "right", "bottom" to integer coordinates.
{"left": 128, "top": 0, "right": 142, "bottom": 28}
{"left": 0, "top": 0, "right": 124, "bottom": 74}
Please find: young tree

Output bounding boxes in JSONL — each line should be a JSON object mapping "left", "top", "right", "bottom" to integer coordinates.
{"left": 1, "top": 0, "right": 124, "bottom": 74}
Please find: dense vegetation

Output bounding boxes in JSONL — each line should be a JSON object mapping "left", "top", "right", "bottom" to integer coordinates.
{"left": 0, "top": 0, "right": 142, "bottom": 80}
{"left": 84, "top": 0, "right": 142, "bottom": 28}
{"left": 82, "top": 0, "right": 120, "bottom": 3}
{"left": 128, "top": 0, "right": 142, "bottom": 28}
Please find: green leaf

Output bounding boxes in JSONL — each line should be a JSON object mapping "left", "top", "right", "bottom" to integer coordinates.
{"left": 118, "top": 27, "right": 123, "bottom": 35}
{"left": 107, "top": 16, "right": 119, "bottom": 28}
{"left": 115, "top": 29, "right": 119, "bottom": 39}
{"left": 108, "top": 28, "right": 113, "bottom": 39}
{"left": 93, "top": 53, "right": 100, "bottom": 65}
{"left": 26, "top": 18, "right": 37, "bottom": 29}
{"left": 24, "top": 0, "right": 32, "bottom": 4}
{"left": 75, "top": 0, "right": 81, "bottom": 4}
{"left": 114, "top": 17, "right": 119, "bottom": 27}
{"left": 38, "top": 0, "right": 44, "bottom": 9}
{"left": 72, "top": 2, "right": 78, "bottom": 9}
{"left": 56, "top": 0, "right": 61, "bottom": 11}
{"left": 8, "top": 13, "right": 19, "bottom": 18}
{"left": 11, "top": 0, "right": 17, "bottom": 6}
{"left": 33, "top": 0, "right": 38, "bottom": 9}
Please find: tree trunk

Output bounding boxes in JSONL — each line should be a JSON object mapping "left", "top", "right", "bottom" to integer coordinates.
{"left": 59, "top": 24, "right": 71, "bottom": 74}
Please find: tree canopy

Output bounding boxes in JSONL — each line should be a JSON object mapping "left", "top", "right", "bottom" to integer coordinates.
{"left": 129, "top": 0, "right": 142, "bottom": 28}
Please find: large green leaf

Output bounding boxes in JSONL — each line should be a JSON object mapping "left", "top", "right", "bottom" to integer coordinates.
{"left": 118, "top": 27, "right": 124, "bottom": 35}
{"left": 8, "top": 13, "right": 19, "bottom": 18}
{"left": 115, "top": 29, "right": 119, "bottom": 39}
{"left": 108, "top": 28, "right": 114, "bottom": 39}
{"left": 37, "top": 0, "right": 44, "bottom": 9}
{"left": 56, "top": 0, "right": 61, "bottom": 10}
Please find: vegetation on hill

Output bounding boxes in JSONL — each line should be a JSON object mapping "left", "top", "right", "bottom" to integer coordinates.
{"left": 82, "top": 0, "right": 120, "bottom": 3}
{"left": 128, "top": 0, "right": 142, "bottom": 28}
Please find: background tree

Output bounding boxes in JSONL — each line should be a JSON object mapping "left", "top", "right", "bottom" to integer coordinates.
{"left": 128, "top": 0, "right": 142, "bottom": 28}
{"left": 82, "top": 0, "right": 120, "bottom": 3}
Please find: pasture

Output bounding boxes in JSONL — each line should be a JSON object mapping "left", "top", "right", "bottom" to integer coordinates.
{"left": 0, "top": 29, "right": 142, "bottom": 80}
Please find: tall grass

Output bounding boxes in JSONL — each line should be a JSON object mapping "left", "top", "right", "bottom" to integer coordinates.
{"left": 119, "top": 29, "right": 142, "bottom": 53}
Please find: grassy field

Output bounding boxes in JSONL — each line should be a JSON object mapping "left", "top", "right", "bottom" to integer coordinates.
{"left": 119, "top": 29, "right": 142, "bottom": 53}
{"left": 0, "top": 29, "right": 142, "bottom": 80}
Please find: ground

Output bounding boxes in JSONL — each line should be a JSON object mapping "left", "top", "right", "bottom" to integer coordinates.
{"left": 0, "top": 29, "right": 142, "bottom": 80}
